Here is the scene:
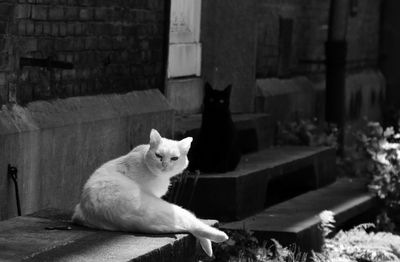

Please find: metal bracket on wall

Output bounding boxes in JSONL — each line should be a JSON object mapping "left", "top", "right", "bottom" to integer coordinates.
{"left": 19, "top": 57, "right": 74, "bottom": 70}
{"left": 8, "top": 164, "right": 21, "bottom": 216}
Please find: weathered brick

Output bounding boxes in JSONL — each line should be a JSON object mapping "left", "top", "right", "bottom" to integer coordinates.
{"left": 59, "top": 22, "right": 67, "bottom": 36}
{"left": 67, "top": 23, "right": 74, "bottom": 35}
{"left": 41, "top": 22, "right": 50, "bottom": 35}
{"left": 0, "top": 21, "right": 7, "bottom": 35}
{"left": 34, "top": 22, "right": 43, "bottom": 35}
{"left": 0, "top": 72, "right": 6, "bottom": 86}
{"left": 94, "top": 7, "right": 107, "bottom": 20}
{"left": 0, "top": 3, "right": 14, "bottom": 18}
{"left": 37, "top": 38, "right": 53, "bottom": 51}
{"left": 98, "top": 36, "right": 112, "bottom": 50}
{"left": 67, "top": 0, "right": 78, "bottom": 6}
{"left": 17, "top": 20, "right": 26, "bottom": 34}
{"left": 79, "top": 0, "right": 94, "bottom": 7}
{"left": 26, "top": 20, "right": 34, "bottom": 34}
{"left": 31, "top": 5, "right": 47, "bottom": 20}
{"left": 15, "top": 4, "right": 31, "bottom": 19}
{"left": 75, "top": 22, "right": 84, "bottom": 35}
{"left": 49, "top": 7, "right": 64, "bottom": 20}
{"left": 85, "top": 36, "right": 97, "bottom": 49}
{"left": 65, "top": 7, "right": 78, "bottom": 20}
{"left": 74, "top": 38, "right": 85, "bottom": 49}
{"left": 24, "top": 38, "right": 38, "bottom": 51}
{"left": 51, "top": 22, "right": 59, "bottom": 36}
{"left": 79, "top": 8, "right": 92, "bottom": 20}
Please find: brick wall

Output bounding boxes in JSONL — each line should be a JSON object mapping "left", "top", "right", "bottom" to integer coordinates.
{"left": 256, "top": 0, "right": 381, "bottom": 78}
{"left": 0, "top": 0, "right": 168, "bottom": 105}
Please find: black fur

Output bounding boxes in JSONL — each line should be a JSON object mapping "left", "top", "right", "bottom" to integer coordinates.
{"left": 188, "top": 83, "right": 241, "bottom": 173}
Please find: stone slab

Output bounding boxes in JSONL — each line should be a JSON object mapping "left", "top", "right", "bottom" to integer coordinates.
{"left": 190, "top": 146, "right": 336, "bottom": 222}
{"left": 221, "top": 178, "right": 378, "bottom": 252}
{"left": 255, "top": 76, "right": 324, "bottom": 123}
{"left": 174, "top": 113, "right": 274, "bottom": 153}
{"left": 0, "top": 209, "right": 195, "bottom": 262}
{"left": 166, "top": 77, "right": 204, "bottom": 115}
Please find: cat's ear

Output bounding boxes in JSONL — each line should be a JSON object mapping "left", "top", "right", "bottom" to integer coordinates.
{"left": 205, "top": 82, "right": 213, "bottom": 95}
{"left": 179, "top": 137, "right": 193, "bottom": 154}
{"left": 223, "top": 85, "right": 232, "bottom": 95}
{"left": 149, "top": 129, "right": 162, "bottom": 148}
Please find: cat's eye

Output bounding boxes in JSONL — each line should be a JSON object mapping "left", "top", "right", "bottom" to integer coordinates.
{"left": 155, "top": 153, "right": 163, "bottom": 159}
{"left": 209, "top": 98, "right": 214, "bottom": 102}
{"left": 171, "top": 156, "right": 179, "bottom": 161}
{"left": 219, "top": 99, "right": 224, "bottom": 103}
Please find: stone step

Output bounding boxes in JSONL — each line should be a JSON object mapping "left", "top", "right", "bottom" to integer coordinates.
{"left": 0, "top": 209, "right": 196, "bottom": 262}
{"left": 221, "top": 178, "right": 378, "bottom": 252}
{"left": 174, "top": 113, "right": 274, "bottom": 154}
{"left": 189, "top": 146, "right": 336, "bottom": 222}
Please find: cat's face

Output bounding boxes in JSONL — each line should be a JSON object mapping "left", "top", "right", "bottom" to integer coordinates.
{"left": 146, "top": 129, "right": 192, "bottom": 176}
{"left": 203, "top": 83, "right": 232, "bottom": 112}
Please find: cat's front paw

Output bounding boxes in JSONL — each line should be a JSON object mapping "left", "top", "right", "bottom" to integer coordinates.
{"left": 200, "top": 219, "right": 219, "bottom": 227}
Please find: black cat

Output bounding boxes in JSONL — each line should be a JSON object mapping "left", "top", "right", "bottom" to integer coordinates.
{"left": 189, "top": 82, "right": 241, "bottom": 173}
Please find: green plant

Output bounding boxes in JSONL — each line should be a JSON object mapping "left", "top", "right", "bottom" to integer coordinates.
{"left": 350, "top": 121, "right": 400, "bottom": 228}
{"left": 317, "top": 210, "right": 400, "bottom": 262}
{"left": 200, "top": 229, "right": 308, "bottom": 262}
{"left": 276, "top": 118, "right": 338, "bottom": 148}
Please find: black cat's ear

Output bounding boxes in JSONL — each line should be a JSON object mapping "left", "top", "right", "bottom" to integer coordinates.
{"left": 223, "top": 85, "right": 232, "bottom": 95}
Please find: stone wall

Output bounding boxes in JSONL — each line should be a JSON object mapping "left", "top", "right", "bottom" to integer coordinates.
{"left": 0, "top": 89, "right": 174, "bottom": 220}
{"left": 256, "top": 0, "right": 381, "bottom": 78}
{"left": 0, "top": 0, "right": 168, "bottom": 105}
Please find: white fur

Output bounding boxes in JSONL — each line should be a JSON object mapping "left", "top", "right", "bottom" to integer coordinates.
{"left": 72, "top": 129, "right": 228, "bottom": 256}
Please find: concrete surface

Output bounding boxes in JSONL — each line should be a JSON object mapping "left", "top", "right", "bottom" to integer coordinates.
{"left": 0, "top": 89, "right": 174, "bottom": 220}
{"left": 255, "top": 69, "right": 385, "bottom": 125}
{"left": 190, "top": 146, "right": 336, "bottom": 222}
{"left": 221, "top": 178, "right": 378, "bottom": 252}
{"left": 166, "top": 77, "right": 204, "bottom": 115}
{"left": 255, "top": 76, "right": 324, "bottom": 123}
{"left": 0, "top": 209, "right": 195, "bottom": 262}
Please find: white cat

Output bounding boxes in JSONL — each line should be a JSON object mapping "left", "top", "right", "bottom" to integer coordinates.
{"left": 72, "top": 129, "right": 228, "bottom": 256}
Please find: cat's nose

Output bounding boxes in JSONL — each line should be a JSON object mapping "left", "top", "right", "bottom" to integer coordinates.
{"left": 162, "top": 162, "right": 168, "bottom": 168}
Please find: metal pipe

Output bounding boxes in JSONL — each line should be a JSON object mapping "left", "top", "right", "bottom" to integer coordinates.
{"left": 325, "top": 0, "right": 350, "bottom": 154}
{"left": 8, "top": 164, "right": 21, "bottom": 216}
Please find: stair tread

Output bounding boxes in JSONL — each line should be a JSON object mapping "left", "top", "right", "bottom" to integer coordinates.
{"left": 0, "top": 209, "right": 195, "bottom": 262}
{"left": 199, "top": 146, "right": 333, "bottom": 178}
{"left": 221, "top": 178, "right": 377, "bottom": 233}
{"left": 190, "top": 146, "right": 336, "bottom": 221}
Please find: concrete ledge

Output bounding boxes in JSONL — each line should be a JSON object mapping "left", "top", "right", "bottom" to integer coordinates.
{"left": 0, "top": 89, "right": 174, "bottom": 220}
{"left": 255, "top": 76, "right": 324, "bottom": 123}
{"left": 221, "top": 178, "right": 378, "bottom": 252}
{"left": 0, "top": 209, "right": 196, "bottom": 262}
{"left": 175, "top": 113, "right": 274, "bottom": 153}
{"left": 190, "top": 146, "right": 336, "bottom": 222}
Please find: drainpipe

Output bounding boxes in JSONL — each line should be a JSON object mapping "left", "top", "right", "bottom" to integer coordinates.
{"left": 325, "top": 0, "right": 350, "bottom": 154}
